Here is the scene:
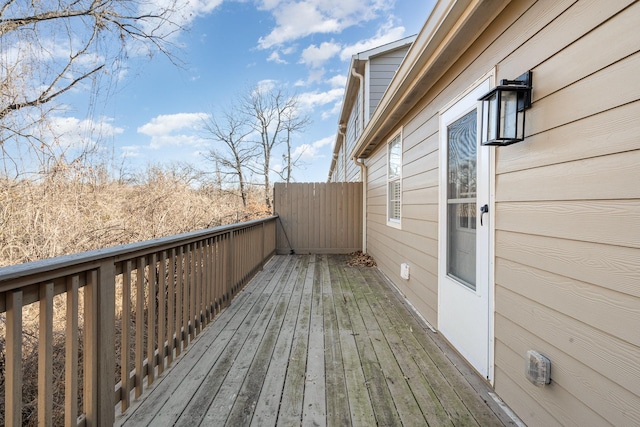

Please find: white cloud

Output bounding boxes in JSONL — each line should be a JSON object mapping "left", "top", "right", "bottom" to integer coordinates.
{"left": 292, "top": 135, "right": 334, "bottom": 160}
{"left": 321, "top": 100, "right": 342, "bottom": 120}
{"left": 307, "top": 68, "right": 326, "bottom": 84}
{"left": 137, "top": 112, "right": 210, "bottom": 149}
{"left": 257, "top": 0, "right": 393, "bottom": 49}
{"left": 327, "top": 74, "right": 347, "bottom": 88}
{"left": 297, "top": 88, "right": 344, "bottom": 111}
{"left": 147, "top": 134, "right": 207, "bottom": 150}
{"left": 300, "top": 41, "right": 341, "bottom": 68}
{"left": 267, "top": 51, "right": 288, "bottom": 64}
{"left": 255, "top": 79, "right": 278, "bottom": 93}
{"left": 137, "top": 112, "right": 210, "bottom": 136}
{"left": 44, "top": 116, "right": 124, "bottom": 148}
{"left": 281, "top": 46, "right": 297, "bottom": 55}
{"left": 340, "top": 19, "right": 406, "bottom": 60}
{"left": 121, "top": 145, "right": 142, "bottom": 158}
{"left": 138, "top": 0, "right": 224, "bottom": 34}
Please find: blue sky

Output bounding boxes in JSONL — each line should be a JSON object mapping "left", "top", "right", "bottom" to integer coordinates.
{"left": 58, "top": 0, "right": 436, "bottom": 183}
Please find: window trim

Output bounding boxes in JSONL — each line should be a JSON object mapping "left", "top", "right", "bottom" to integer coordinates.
{"left": 386, "top": 129, "right": 403, "bottom": 228}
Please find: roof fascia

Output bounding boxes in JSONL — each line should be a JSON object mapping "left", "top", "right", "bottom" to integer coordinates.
{"left": 355, "top": 35, "right": 417, "bottom": 60}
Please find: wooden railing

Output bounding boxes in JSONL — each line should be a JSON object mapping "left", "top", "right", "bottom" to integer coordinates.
{"left": 0, "top": 217, "right": 277, "bottom": 427}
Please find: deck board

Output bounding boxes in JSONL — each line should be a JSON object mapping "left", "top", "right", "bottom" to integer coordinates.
{"left": 116, "top": 254, "right": 512, "bottom": 426}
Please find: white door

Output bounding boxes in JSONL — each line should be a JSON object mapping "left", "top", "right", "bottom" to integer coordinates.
{"left": 438, "top": 79, "right": 493, "bottom": 380}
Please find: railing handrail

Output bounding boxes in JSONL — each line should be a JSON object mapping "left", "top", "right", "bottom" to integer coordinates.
{"left": 0, "top": 216, "right": 278, "bottom": 291}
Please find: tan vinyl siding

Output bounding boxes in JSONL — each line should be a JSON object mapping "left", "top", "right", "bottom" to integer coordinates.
{"left": 361, "top": 0, "right": 640, "bottom": 425}
{"left": 489, "top": 1, "right": 640, "bottom": 424}
{"left": 345, "top": 158, "right": 360, "bottom": 182}
{"left": 365, "top": 114, "right": 440, "bottom": 326}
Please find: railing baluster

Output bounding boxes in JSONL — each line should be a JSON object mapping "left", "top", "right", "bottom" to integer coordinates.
{"left": 168, "top": 247, "right": 176, "bottom": 362}
{"left": 158, "top": 250, "right": 167, "bottom": 375}
{"left": 84, "top": 270, "right": 98, "bottom": 423}
{"left": 198, "top": 240, "right": 202, "bottom": 335}
{"left": 192, "top": 242, "right": 197, "bottom": 338}
{"left": 38, "top": 282, "right": 54, "bottom": 427}
{"left": 98, "top": 262, "right": 116, "bottom": 425}
{"left": 6, "top": 290, "right": 23, "bottom": 427}
{"left": 175, "top": 246, "right": 183, "bottom": 356}
{"left": 215, "top": 236, "right": 222, "bottom": 314}
{"left": 202, "top": 239, "right": 208, "bottom": 325}
{"left": 190, "top": 243, "right": 197, "bottom": 340}
{"left": 147, "top": 252, "right": 157, "bottom": 386}
{"left": 182, "top": 245, "right": 189, "bottom": 349}
{"left": 121, "top": 261, "right": 132, "bottom": 411}
{"left": 65, "top": 275, "right": 79, "bottom": 426}
{"left": 196, "top": 240, "right": 202, "bottom": 331}
{"left": 135, "top": 257, "right": 145, "bottom": 399}
{"left": 228, "top": 232, "right": 233, "bottom": 304}
{"left": 218, "top": 236, "right": 223, "bottom": 311}
{"left": 207, "top": 238, "right": 213, "bottom": 322}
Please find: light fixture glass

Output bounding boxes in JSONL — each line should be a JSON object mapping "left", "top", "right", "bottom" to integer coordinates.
{"left": 479, "top": 71, "right": 532, "bottom": 146}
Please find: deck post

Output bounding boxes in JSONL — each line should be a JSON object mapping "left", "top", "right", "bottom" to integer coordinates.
{"left": 84, "top": 260, "right": 116, "bottom": 426}
{"left": 5, "top": 290, "right": 23, "bottom": 427}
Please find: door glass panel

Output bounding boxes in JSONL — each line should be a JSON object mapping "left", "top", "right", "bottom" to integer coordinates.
{"left": 447, "top": 110, "right": 477, "bottom": 289}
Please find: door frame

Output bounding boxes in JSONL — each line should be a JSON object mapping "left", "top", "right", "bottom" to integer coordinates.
{"left": 437, "top": 71, "right": 496, "bottom": 383}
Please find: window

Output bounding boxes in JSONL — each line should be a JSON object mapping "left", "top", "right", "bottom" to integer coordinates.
{"left": 446, "top": 109, "right": 477, "bottom": 287}
{"left": 387, "top": 132, "right": 402, "bottom": 226}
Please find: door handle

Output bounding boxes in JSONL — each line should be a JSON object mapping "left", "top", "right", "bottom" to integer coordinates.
{"left": 480, "top": 204, "right": 489, "bottom": 226}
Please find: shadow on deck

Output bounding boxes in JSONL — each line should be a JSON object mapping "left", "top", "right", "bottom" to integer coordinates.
{"left": 116, "top": 254, "right": 513, "bottom": 426}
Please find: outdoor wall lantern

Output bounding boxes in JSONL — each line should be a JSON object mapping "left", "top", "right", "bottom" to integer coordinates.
{"left": 478, "top": 71, "right": 533, "bottom": 146}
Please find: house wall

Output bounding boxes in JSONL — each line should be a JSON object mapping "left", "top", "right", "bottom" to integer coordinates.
{"left": 367, "top": 46, "right": 412, "bottom": 119}
{"left": 363, "top": 0, "right": 640, "bottom": 425}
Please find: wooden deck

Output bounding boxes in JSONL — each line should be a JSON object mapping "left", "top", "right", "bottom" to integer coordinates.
{"left": 116, "top": 254, "right": 513, "bottom": 426}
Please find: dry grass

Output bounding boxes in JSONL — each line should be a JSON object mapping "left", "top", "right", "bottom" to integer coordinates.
{"left": 0, "top": 166, "right": 268, "bottom": 267}
{"left": 0, "top": 163, "right": 271, "bottom": 425}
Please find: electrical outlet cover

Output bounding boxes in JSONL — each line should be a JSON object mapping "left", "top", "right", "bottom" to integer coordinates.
{"left": 400, "top": 263, "right": 410, "bottom": 280}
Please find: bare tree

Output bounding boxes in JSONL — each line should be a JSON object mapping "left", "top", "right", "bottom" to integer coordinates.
{"left": 279, "top": 100, "right": 311, "bottom": 184}
{"left": 0, "top": 0, "right": 182, "bottom": 175}
{"left": 201, "top": 109, "right": 258, "bottom": 207}
{"left": 241, "top": 84, "right": 310, "bottom": 209}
